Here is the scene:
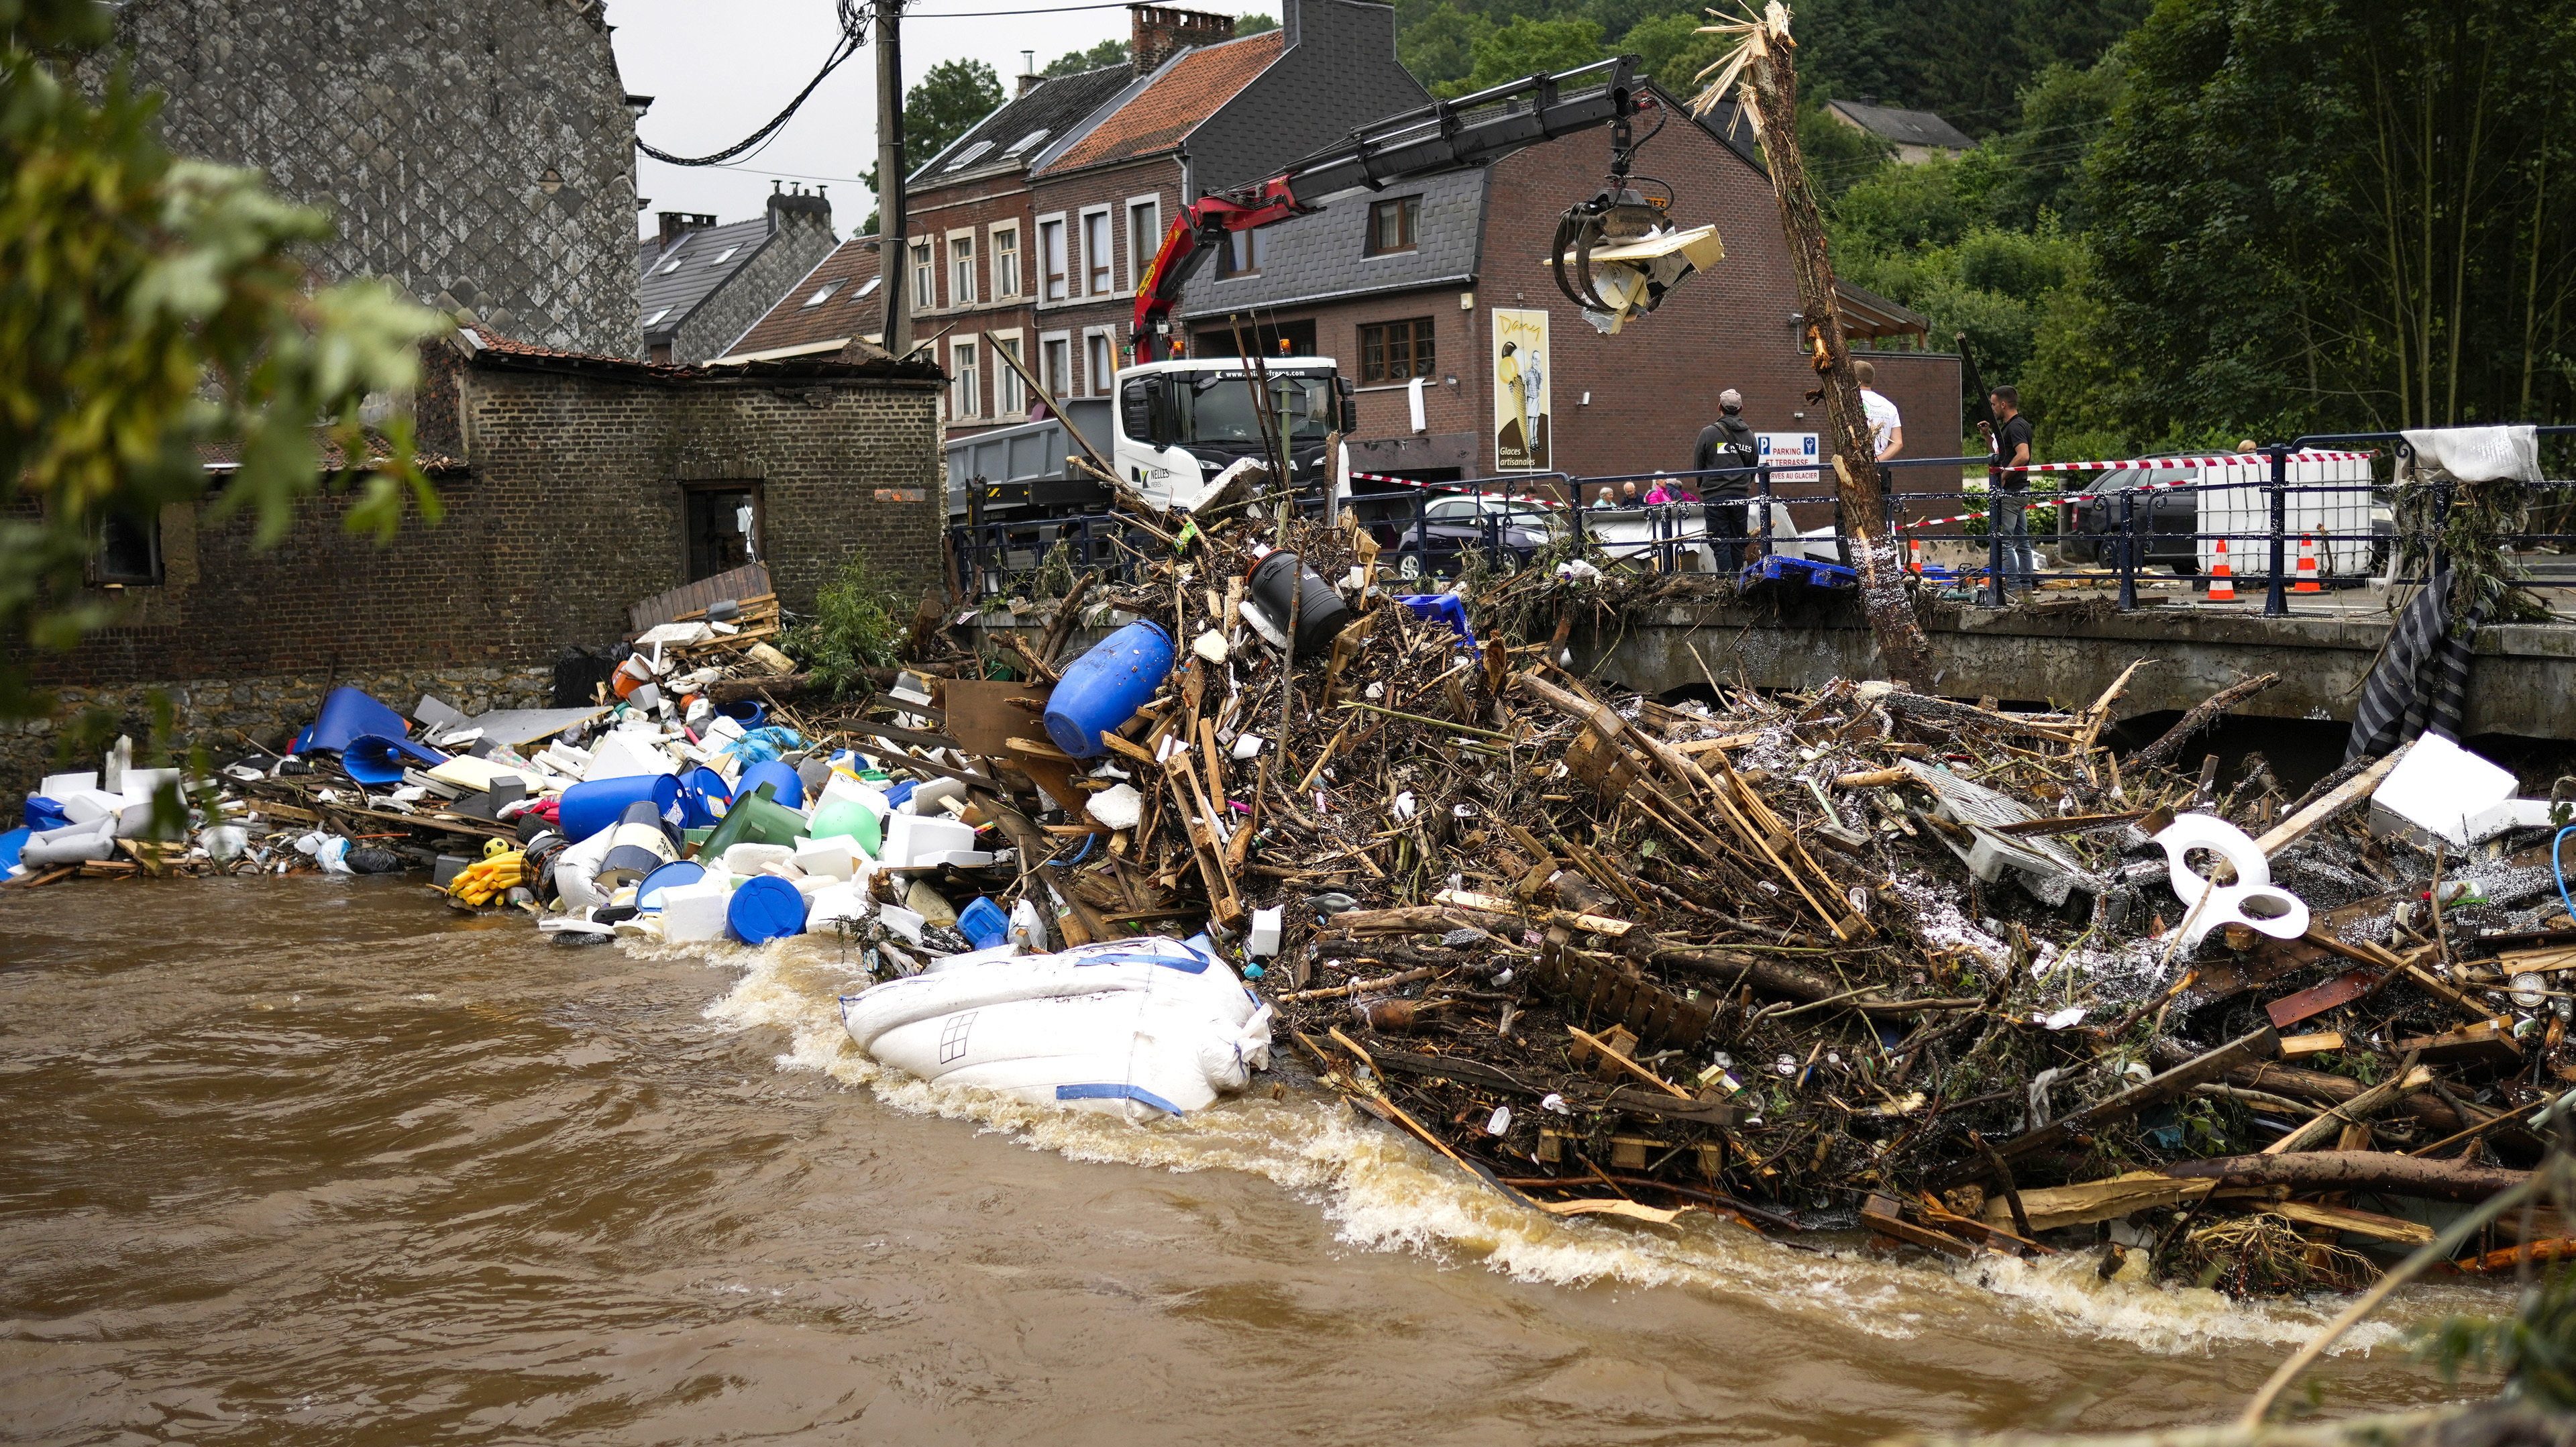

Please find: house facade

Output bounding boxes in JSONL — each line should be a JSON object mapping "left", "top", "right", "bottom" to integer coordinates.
{"left": 639, "top": 188, "right": 841, "bottom": 364}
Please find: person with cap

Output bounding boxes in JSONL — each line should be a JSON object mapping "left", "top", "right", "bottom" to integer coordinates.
{"left": 1691, "top": 388, "right": 1760, "bottom": 570}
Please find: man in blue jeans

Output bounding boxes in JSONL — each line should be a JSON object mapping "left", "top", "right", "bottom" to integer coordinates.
{"left": 1978, "top": 385, "right": 2037, "bottom": 598}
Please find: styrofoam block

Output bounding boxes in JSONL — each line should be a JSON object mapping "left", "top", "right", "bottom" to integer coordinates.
{"left": 794, "top": 835, "right": 863, "bottom": 881}
{"left": 879, "top": 902, "right": 926, "bottom": 944}
{"left": 912, "top": 849, "right": 996, "bottom": 869}
{"left": 818, "top": 773, "right": 891, "bottom": 819}
{"left": 2371, "top": 733, "right": 2522, "bottom": 847}
{"left": 883, "top": 812, "right": 977, "bottom": 867}
{"left": 807, "top": 882, "right": 870, "bottom": 928}
{"left": 720, "top": 842, "right": 797, "bottom": 875}
{"left": 1248, "top": 906, "right": 1284, "bottom": 958}
{"left": 659, "top": 880, "right": 733, "bottom": 945}
{"left": 904, "top": 778, "right": 967, "bottom": 816}
{"left": 583, "top": 731, "right": 676, "bottom": 782}
{"left": 38, "top": 771, "right": 98, "bottom": 798}
{"left": 119, "top": 767, "right": 182, "bottom": 805}
{"left": 792, "top": 873, "right": 839, "bottom": 900}
{"left": 1085, "top": 783, "right": 1144, "bottom": 832}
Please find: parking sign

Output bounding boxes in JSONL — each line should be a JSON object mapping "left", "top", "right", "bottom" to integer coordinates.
{"left": 1758, "top": 432, "right": 1819, "bottom": 484}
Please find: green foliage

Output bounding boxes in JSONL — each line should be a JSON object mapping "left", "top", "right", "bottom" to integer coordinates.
{"left": 1042, "top": 38, "right": 1129, "bottom": 77}
{"left": 906, "top": 58, "right": 1004, "bottom": 165}
{"left": 0, "top": 0, "right": 444, "bottom": 719}
{"left": 786, "top": 552, "right": 906, "bottom": 699}
{"left": 1433, "top": 15, "right": 1607, "bottom": 99}
{"left": 1619, "top": 12, "right": 1719, "bottom": 95}
{"left": 1399, "top": 1, "right": 1494, "bottom": 92}
{"left": 1232, "top": 13, "right": 1279, "bottom": 36}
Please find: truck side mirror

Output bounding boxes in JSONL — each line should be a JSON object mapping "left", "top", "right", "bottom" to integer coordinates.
{"left": 1337, "top": 376, "right": 1359, "bottom": 433}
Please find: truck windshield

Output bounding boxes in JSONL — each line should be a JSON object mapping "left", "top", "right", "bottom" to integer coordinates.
{"left": 1177, "top": 374, "right": 1334, "bottom": 446}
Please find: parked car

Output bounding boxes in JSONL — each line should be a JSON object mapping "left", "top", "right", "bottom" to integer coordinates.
{"left": 1375, "top": 494, "right": 1560, "bottom": 580}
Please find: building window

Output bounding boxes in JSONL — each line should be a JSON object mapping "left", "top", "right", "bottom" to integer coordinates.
{"left": 89, "top": 511, "right": 162, "bottom": 586}
{"left": 1082, "top": 209, "right": 1112, "bottom": 294}
{"left": 1125, "top": 197, "right": 1160, "bottom": 290}
{"left": 1359, "top": 317, "right": 1436, "bottom": 383}
{"left": 951, "top": 339, "right": 980, "bottom": 417}
{"left": 1216, "top": 228, "right": 1266, "bottom": 278}
{"left": 992, "top": 226, "right": 1020, "bottom": 297}
{"left": 1085, "top": 331, "right": 1114, "bottom": 396}
{"left": 949, "top": 235, "right": 976, "bottom": 307}
{"left": 1366, "top": 196, "right": 1420, "bottom": 255}
{"left": 708, "top": 246, "right": 739, "bottom": 266}
{"left": 802, "top": 278, "right": 845, "bottom": 307}
{"left": 1038, "top": 218, "right": 1067, "bottom": 301}
{"left": 682, "top": 483, "right": 763, "bottom": 582}
{"left": 851, "top": 275, "right": 881, "bottom": 304}
{"left": 1041, "top": 334, "right": 1071, "bottom": 400}
{"left": 994, "top": 334, "right": 1026, "bottom": 417}
{"left": 910, "top": 241, "right": 934, "bottom": 309}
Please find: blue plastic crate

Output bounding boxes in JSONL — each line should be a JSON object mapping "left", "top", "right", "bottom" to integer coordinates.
{"left": 1737, "top": 553, "right": 1860, "bottom": 592}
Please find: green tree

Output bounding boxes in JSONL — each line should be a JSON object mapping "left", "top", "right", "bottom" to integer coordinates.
{"left": 0, "top": 0, "right": 443, "bottom": 720}
{"left": 904, "top": 58, "right": 1004, "bottom": 169}
{"left": 1980, "top": 58, "right": 2123, "bottom": 231}
{"left": 1042, "top": 38, "right": 1129, "bottom": 76}
{"left": 1398, "top": 1, "right": 1493, "bottom": 92}
{"left": 1434, "top": 15, "right": 1607, "bottom": 98}
{"left": 1233, "top": 13, "right": 1279, "bottom": 36}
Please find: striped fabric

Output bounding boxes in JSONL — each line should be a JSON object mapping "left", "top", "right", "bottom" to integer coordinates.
{"left": 2347, "top": 560, "right": 2485, "bottom": 759}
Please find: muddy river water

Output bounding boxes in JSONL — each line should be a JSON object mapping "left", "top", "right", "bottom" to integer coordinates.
{"left": 0, "top": 881, "right": 2503, "bottom": 1444}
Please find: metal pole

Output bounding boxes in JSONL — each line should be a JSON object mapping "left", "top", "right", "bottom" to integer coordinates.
{"left": 2264, "top": 443, "right": 2290, "bottom": 615}
{"left": 875, "top": 0, "right": 909, "bottom": 357}
{"left": 2116, "top": 489, "right": 2137, "bottom": 612}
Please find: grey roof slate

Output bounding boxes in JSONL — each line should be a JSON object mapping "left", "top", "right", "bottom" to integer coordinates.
{"left": 1178, "top": 166, "right": 1486, "bottom": 318}
{"left": 637, "top": 217, "right": 771, "bottom": 340}
{"left": 906, "top": 64, "right": 1135, "bottom": 187}
{"left": 1829, "top": 101, "right": 1976, "bottom": 152}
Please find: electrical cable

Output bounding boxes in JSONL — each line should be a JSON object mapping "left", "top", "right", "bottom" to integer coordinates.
{"left": 2555, "top": 823, "right": 2575, "bottom": 924}
{"left": 637, "top": 0, "right": 871, "bottom": 168}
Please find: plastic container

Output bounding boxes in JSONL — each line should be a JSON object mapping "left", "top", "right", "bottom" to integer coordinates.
{"left": 806, "top": 799, "right": 883, "bottom": 859}
{"left": 1044, "top": 620, "right": 1175, "bottom": 759}
{"left": 956, "top": 896, "right": 1010, "bottom": 950}
{"left": 342, "top": 733, "right": 447, "bottom": 787}
{"left": 676, "top": 767, "right": 732, "bottom": 828}
{"left": 1247, "top": 549, "right": 1352, "bottom": 654}
{"left": 719, "top": 699, "right": 768, "bottom": 729}
{"left": 696, "top": 783, "right": 805, "bottom": 857}
{"left": 737, "top": 759, "right": 806, "bottom": 811}
{"left": 727, "top": 875, "right": 809, "bottom": 945}
{"left": 558, "top": 772, "right": 683, "bottom": 844}
{"left": 635, "top": 859, "right": 705, "bottom": 911}
{"left": 294, "top": 686, "right": 408, "bottom": 755}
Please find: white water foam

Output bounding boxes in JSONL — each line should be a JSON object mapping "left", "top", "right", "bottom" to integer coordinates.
{"left": 681, "top": 933, "right": 2465, "bottom": 1356}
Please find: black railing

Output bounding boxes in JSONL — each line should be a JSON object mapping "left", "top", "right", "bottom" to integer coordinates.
{"left": 947, "top": 427, "right": 2576, "bottom": 614}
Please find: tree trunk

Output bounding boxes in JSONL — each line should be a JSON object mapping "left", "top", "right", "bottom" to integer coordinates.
{"left": 1734, "top": 34, "right": 1938, "bottom": 688}
{"left": 2163, "top": 1150, "right": 2526, "bottom": 1203}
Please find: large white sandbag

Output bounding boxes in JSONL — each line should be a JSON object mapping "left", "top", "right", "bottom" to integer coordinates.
{"left": 838, "top": 936, "right": 1272, "bottom": 1121}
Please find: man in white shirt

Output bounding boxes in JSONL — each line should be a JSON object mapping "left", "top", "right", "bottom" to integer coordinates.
{"left": 1854, "top": 359, "right": 1903, "bottom": 461}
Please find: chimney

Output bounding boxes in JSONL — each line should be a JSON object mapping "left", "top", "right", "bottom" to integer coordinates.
{"left": 1130, "top": 4, "right": 1233, "bottom": 77}
{"left": 765, "top": 181, "right": 832, "bottom": 235}
{"left": 657, "top": 210, "right": 716, "bottom": 250}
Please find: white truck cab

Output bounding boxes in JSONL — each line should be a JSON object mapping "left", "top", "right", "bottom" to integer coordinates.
{"left": 1112, "top": 356, "right": 1357, "bottom": 513}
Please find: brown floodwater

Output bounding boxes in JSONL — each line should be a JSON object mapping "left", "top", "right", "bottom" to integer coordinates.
{"left": 0, "top": 880, "right": 2504, "bottom": 1445}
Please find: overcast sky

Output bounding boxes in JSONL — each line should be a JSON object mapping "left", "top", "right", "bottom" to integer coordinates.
{"left": 609, "top": 0, "right": 1280, "bottom": 237}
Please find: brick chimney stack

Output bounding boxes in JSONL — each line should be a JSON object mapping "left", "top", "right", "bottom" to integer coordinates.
{"left": 765, "top": 181, "right": 832, "bottom": 235}
{"left": 1129, "top": 5, "right": 1233, "bottom": 76}
{"left": 657, "top": 210, "right": 716, "bottom": 250}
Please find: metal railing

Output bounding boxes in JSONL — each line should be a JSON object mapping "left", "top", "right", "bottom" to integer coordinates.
{"left": 947, "top": 427, "right": 2576, "bottom": 615}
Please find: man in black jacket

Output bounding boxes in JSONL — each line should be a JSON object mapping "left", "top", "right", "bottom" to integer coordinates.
{"left": 1691, "top": 388, "right": 1760, "bottom": 570}
{"left": 1978, "top": 384, "right": 2037, "bottom": 596}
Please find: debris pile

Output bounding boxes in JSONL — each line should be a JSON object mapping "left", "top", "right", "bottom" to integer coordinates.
{"left": 11, "top": 511, "right": 2576, "bottom": 1296}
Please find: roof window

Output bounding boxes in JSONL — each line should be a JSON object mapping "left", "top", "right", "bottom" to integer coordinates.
{"left": 852, "top": 276, "right": 882, "bottom": 301}
{"left": 943, "top": 140, "right": 996, "bottom": 172}
{"left": 655, "top": 256, "right": 683, "bottom": 275}
{"left": 644, "top": 307, "right": 672, "bottom": 327}
{"left": 804, "top": 279, "right": 845, "bottom": 307}
{"left": 708, "top": 246, "right": 739, "bottom": 266}
{"left": 1002, "top": 127, "right": 1050, "bottom": 157}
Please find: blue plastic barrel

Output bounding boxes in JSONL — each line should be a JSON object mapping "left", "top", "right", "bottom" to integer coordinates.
{"left": 727, "top": 875, "right": 808, "bottom": 945}
{"left": 634, "top": 859, "right": 705, "bottom": 912}
{"left": 557, "top": 772, "right": 682, "bottom": 843}
{"left": 719, "top": 699, "right": 768, "bottom": 729}
{"left": 676, "top": 766, "right": 732, "bottom": 828}
{"left": 737, "top": 759, "right": 806, "bottom": 811}
{"left": 1044, "top": 620, "right": 1174, "bottom": 759}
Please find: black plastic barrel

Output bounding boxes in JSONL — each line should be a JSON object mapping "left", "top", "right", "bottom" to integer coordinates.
{"left": 1246, "top": 549, "right": 1352, "bottom": 655}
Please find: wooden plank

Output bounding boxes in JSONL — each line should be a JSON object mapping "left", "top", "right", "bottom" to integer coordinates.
{"left": 1984, "top": 1025, "right": 2282, "bottom": 1170}
{"left": 2255, "top": 743, "right": 2409, "bottom": 857}
{"left": 2280, "top": 1031, "right": 2347, "bottom": 1059}
{"left": 2264, "top": 1198, "right": 2434, "bottom": 1246}
{"left": 1566, "top": 1025, "right": 1693, "bottom": 1098}
{"left": 1981, "top": 1171, "right": 2218, "bottom": 1233}
{"left": 2266, "top": 967, "right": 2385, "bottom": 1029}
{"left": 1863, "top": 1194, "right": 1978, "bottom": 1258}
{"left": 1436, "top": 888, "right": 1633, "bottom": 938}
{"left": 2260, "top": 1061, "right": 2426, "bottom": 1155}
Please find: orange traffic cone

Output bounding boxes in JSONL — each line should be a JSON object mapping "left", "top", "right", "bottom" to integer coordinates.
{"left": 2293, "top": 534, "right": 2324, "bottom": 593}
{"left": 1906, "top": 535, "right": 1924, "bottom": 574}
{"left": 2206, "top": 539, "right": 2237, "bottom": 601}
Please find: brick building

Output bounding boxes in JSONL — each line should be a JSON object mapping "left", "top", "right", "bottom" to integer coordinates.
{"left": 733, "top": 0, "right": 1431, "bottom": 437}
{"left": 2, "top": 335, "right": 945, "bottom": 792}
{"left": 1173, "top": 89, "right": 1963, "bottom": 494}
{"left": 639, "top": 189, "right": 842, "bottom": 364}
{"left": 107, "top": 0, "right": 647, "bottom": 358}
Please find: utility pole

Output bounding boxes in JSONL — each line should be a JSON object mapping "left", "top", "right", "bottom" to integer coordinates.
{"left": 875, "top": 0, "right": 908, "bottom": 356}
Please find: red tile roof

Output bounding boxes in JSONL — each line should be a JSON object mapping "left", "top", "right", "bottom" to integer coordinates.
{"left": 723, "top": 236, "right": 887, "bottom": 360}
{"left": 1038, "top": 31, "right": 1283, "bottom": 175}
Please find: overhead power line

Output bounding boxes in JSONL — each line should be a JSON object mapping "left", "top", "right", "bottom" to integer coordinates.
{"left": 637, "top": 0, "right": 871, "bottom": 168}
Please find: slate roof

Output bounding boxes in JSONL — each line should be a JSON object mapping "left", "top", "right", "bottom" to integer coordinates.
{"left": 637, "top": 217, "right": 769, "bottom": 343}
{"left": 721, "top": 235, "right": 889, "bottom": 360}
{"left": 906, "top": 64, "right": 1134, "bottom": 188}
{"left": 1828, "top": 100, "right": 1975, "bottom": 152}
{"left": 1036, "top": 30, "right": 1285, "bottom": 176}
{"left": 460, "top": 323, "right": 922, "bottom": 380}
{"left": 1179, "top": 167, "right": 1486, "bottom": 317}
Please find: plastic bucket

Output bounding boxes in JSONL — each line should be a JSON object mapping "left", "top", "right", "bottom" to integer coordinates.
{"left": 294, "top": 686, "right": 409, "bottom": 755}
{"left": 719, "top": 699, "right": 767, "bottom": 729}
{"left": 737, "top": 759, "right": 805, "bottom": 811}
{"left": 558, "top": 772, "right": 682, "bottom": 844}
{"left": 676, "top": 767, "right": 732, "bottom": 828}
{"left": 696, "top": 784, "right": 805, "bottom": 857}
{"left": 727, "top": 875, "right": 808, "bottom": 945}
{"left": 1247, "top": 549, "right": 1353, "bottom": 655}
{"left": 1044, "top": 620, "right": 1174, "bottom": 759}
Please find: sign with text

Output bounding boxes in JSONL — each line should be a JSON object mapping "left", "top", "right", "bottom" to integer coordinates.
{"left": 1758, "top": 431, "right": 1819, "bottom": 484}
{"left": 1491, "top": 308, "right": 1551, "bottom": 472}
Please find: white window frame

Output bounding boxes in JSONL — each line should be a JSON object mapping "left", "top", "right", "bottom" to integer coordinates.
{"left": 910, "top": 237, "right": 937, "bottom": 311}
{"left": 1079, "top": 205, "right": 1113, "bottom": 297}
{"left": 1122, "top": 194, "right": 1161, "bottom": 293}
{"left": 1036, "top": 211, "right": 1069, "bottom": 305}
{"left": 1038, "top": 329, "right": 1073, "bottom": 401}
{"left": 988, "top": 327, "right": 1026, "bottom": 417}
{"left": 947, "top": 229, "right": 977, "bottom": 308}
{"left": 989, "top": 223, "right": 1021, "bottom": 299}
{"left": 1082, "top": 325, "right": 1117, "bottom": 397}
{"left": 950, "top": 337, "right": 980, "bottom": 419}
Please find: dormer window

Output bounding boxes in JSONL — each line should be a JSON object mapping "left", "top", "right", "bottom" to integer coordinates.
{"left": 1366, "top": 196, "right": 1420, "bottom": 256}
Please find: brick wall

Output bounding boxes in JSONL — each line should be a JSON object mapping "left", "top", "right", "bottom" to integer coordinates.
{"left": 107, "top": 0, "right": 644, "bottom": 358}
{"left": 2, "top": 342, "right": 945, "bottom": 793}
{"left": 1028, "top": 158, "right": 1184, "bottom": 402}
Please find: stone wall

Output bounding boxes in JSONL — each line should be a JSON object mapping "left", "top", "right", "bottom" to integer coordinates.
{"left": 1, "top": 665, "right": 553, "bottom": 796}
{"left": 673, "top": 204, "right": 841, "bottom": 364}
{"left": 108, "top": 0, "right": 643, "bottom": 358}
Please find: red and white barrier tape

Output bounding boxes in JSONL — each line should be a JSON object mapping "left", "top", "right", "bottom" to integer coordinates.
{"left": 1902, "top": 449, "right": 2380, "bottom": 531}
{"left": 1345, "top": 470, "right": 1572, "bottom": 508}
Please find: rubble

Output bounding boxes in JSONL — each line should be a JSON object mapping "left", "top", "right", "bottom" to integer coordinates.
{"left": 9, "top": 512, "right": 2576, "bottom": 1300}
